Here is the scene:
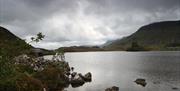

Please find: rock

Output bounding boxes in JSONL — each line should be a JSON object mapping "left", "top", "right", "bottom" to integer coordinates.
{"left": 172, "top": 87, "right": 178, "bottom": 90}
{"left": 134, "top": 78, "right": 147, "bottom": 87}
{"left": 71, "top": 72, "right": 77, "bottom": 78}
{"left": 13, "top": 54, "right": 71, "bottom": 72}
{"left": 83, "top": 72, "right": 92, "bottom": 82}
{"left": 71, "top": 67, "right": 74, "bottom": 71}
{"left": 70, "top": 72, "right": 92, "bottom": 87}
{"left": 76, "top": 72, "right": 92, "bottom": 82}
{"left": 105, "top": 88, "right": 111, "bottom": 91}
{"left": 78, "top": 73, "right": 84, "bottom": 79}
{"left": 70, "top": 73, "right": 85, "bottom": 87}
{"left": 105, "top": 86, "right": 119, "bottom": 91}
{"left": 111, "top": 86, "right": 119, "bottom": 91}
{"left": 14, "top": 54, "right": 30, "bottom": 64}
{"left": 65, "top": 72, "right": 70, "bottom": 76}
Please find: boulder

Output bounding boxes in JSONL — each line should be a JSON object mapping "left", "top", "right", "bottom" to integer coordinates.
{"left": 134, "top": 78, "right": 147, "bottom": 87}
{"left": 71, "top": 72, "right": 77, "bottom": 78}
{"left": 105, "top": 86, "right": 119, "bottom": 91}
{"left": 105, "top": 88, "right": 111, "bottom": 91}
{"left": 172, "top": 87, "right": 178, "bottom": 90}
{"left": 70, "top": 74, "right": 85, "bottom": 87}
{"left": 111, "top": 86, "right": 119, "bottom": 91}
{"left": 76, "top": 72, "right": 92, "bottom": 82}
{"left": 71, "top": 67, "right": 74, "bottom": 71}
{"left": 83, "top": 72, "right": 92, "bottom": 82}
{"left": 70, "top": 72, "right": 92, "bottom": 87}
{"left": 14, "top": 54, "right": 30, "bottom": 64}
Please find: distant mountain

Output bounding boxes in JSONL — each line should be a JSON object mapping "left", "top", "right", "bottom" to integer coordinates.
{"left": 105, "top": 20, "right": 180, "bottom": 50}
{"left": 0, "top": 26, "right": 33, "bottom": 56}
{"left": 56, "top": 46, "right": 104, "bottom": 52}
{"left": 101, "top": 40, "right": 115, "bottom": 47}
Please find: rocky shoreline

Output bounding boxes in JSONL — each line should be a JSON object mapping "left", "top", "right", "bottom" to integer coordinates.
{"left": 14, "top": 54, "right": 92, "bottom": 91}
{"left": 7, "top": 54, "right": 179, "bottom": 91}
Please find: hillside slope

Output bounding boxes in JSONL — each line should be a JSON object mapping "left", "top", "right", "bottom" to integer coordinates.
{"left": 105, "top": 20, "right": 180, "bottom": 50}
{"left": 0, "top": 26, "right": 32, "bottom": 56}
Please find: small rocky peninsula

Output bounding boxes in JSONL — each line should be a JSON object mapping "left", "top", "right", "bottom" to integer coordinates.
{"left": 13, "top": 54, "right": 92, "bottom": 91}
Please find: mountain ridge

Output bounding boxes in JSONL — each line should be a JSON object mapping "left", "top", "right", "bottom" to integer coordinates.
{"left": 104, "top": 20, "right": 180, "bottom": 50}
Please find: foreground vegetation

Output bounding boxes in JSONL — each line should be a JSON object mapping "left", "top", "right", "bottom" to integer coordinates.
{"left": 0, "top": 31, "right": 69, "bottom": 91}
{"left": 0, "top": 27, "right": 92, "bottom": 91}
{"left": 0, "top": 52, "right": 70, "bottom": 91}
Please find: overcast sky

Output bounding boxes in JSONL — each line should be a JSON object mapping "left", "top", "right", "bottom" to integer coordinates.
{"left": 0, "top": 0, "right": 180, "bottom": 49}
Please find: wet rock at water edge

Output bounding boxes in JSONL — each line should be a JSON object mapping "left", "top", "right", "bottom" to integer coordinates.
{"left": 105, "top": 86, "right": 119, "bottom": 91}
{"left": 71, "top": 67, "right": 74, "bottom": 71}
{"left": 70, "top": 73, "right": 85, "bottom": 87}
{"left": 79, "top": 72, "right": 92, "bottom": 82}
{"left": 71, "top": 72, "right": 77, "bottom": 78}
{"left": 134, "top": 78, "right": 147, "bottom": 87}
{"left": 172, "top": 87, "right": 178, "bottom": 90}
{"left": 83, "top": 72, "right": 92, "bottom": 82}
{"left": 70, "top": 72, "right": 92, "bottom": 88}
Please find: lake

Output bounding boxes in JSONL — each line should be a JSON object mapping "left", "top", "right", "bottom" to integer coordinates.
{"left": 45, "top": 51, "right": 180, "bottom": 91}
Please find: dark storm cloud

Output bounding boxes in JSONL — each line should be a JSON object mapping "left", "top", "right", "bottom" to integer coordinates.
{"left": 0, "top": 0, "right": 79, "bottom": 40}
{"left": 0, "top": 0, "right": 78, "bottom": 23}
{"left": 0, "top": 0, "right": 179, "bottom": 49}
{"left": 21, "top": 0, "right": 52, "bottom": 6}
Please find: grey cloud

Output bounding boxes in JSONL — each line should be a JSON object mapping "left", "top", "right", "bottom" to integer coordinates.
{"left": 0, "top": 0, "right": 179, "bottom": 49}
{"left": 21, "top": 0, "right": 53, "bottom": 6}
{"left": 86, "top": 0, "right": 180, "bottom": 13}
{"left": 0, "top": 0, "right": 79, "bottom": 40}
{"left": 0, "top": 0, "right": 78, "bottom": 23}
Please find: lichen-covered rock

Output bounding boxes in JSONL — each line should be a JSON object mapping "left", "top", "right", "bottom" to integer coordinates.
{"left": 14, "top": 54, "right": 48, "bottom": 71}
{"left": 14, "top": 54, "right": 70, "bottom": 72}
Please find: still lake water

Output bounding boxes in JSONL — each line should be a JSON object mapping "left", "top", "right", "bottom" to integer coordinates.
{"left": 46, "top": 51, "right": 180, "bottom": 91}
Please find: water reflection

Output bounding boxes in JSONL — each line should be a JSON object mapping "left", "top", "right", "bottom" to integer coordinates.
{"left": 46, "top": 51, "right": 180, "bottom": 91}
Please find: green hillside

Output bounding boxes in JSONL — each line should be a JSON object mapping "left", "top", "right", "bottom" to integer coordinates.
{"left": 0, "top": 26, "right": 32, "bottom": 56}
{"left": 105, "top": 20, "right": 180, "bottom": 50}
